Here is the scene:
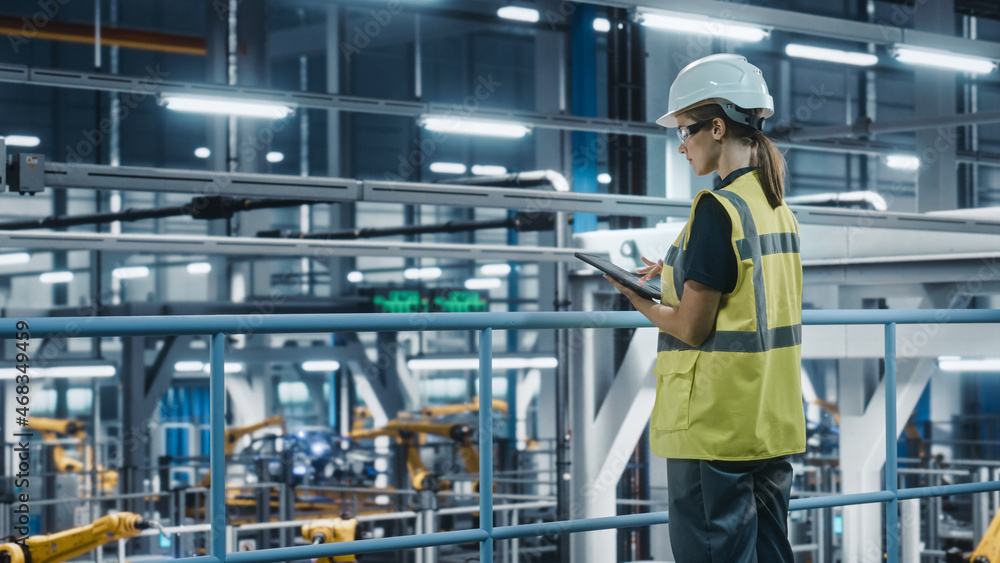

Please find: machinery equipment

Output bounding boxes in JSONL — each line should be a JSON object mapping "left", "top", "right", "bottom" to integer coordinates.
{"left": 0, "top": 512, "right": 159, "bottom": 563}
{"left": 27, "top": 417, "right": 118, "bottom": 491}
{"left": 301, "top": 517, "right": 359, "bottom": 563}
{"left": 350, "top": 420, "right": 478, "bottom": 492}
{"left": 200, "top": 415, "right": 285, "bottom": 486}
{"left": 969, "top": 510, "right": 1000, "bottom": 563}
{"left": 420, "top": 396, "right": 508, "bottom": 419}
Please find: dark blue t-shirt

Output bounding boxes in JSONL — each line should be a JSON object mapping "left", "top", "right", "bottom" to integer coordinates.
{"left": 681, "top": 167, "right": 755, "bottom": 294}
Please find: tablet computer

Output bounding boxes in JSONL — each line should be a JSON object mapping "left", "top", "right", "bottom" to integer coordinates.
{"left": 575, "top": 252, "right": 661, "bottom": 301}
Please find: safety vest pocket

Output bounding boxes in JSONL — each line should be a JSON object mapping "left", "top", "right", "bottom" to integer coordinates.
{"left": 651, "top": 369, "right": 694, "bottom": 432}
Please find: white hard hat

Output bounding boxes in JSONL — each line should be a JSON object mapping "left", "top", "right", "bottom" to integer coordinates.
{"left": 656, "top": 53, "right": 773, "bottom": 130}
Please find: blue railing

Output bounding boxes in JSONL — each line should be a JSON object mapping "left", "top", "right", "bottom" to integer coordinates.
{"left": 8, "top": 309, "right": 1000, "bottom": 563}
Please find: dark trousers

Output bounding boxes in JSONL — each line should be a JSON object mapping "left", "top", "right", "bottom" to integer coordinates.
{"left": 666, "top": 457, "right": 794, "bottom": 563}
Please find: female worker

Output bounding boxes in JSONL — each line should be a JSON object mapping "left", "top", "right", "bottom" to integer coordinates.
{"left": 603, "top": 53, "right": 806, "bottom": 563}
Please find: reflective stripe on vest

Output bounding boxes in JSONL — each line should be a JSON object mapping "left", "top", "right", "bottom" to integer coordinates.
{"left": 657, "top": 188, "right": 802, "bottom": 354}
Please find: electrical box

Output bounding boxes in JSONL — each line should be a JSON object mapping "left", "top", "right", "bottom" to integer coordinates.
{"left": 8, "top": 152, "right": 45, "bottom": 195}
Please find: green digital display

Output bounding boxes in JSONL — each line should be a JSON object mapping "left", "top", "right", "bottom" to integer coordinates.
{"left": 371, "top": 289, "right": 488, "bottom": 313}
{"left": 373, "top": 290, "right": 429, "bottom": 313}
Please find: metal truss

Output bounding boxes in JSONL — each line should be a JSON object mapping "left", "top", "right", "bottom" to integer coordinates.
{"left": 0, "top": 63, "right": 664, "bottom": 138}
{"left": 580, "top": 0, "right": 1000, "bottom": 59}
{"left": 0, "top": 229, "right": 580, "bottom": 262}
{"left": 41, "top": 162, "right": 1000, "bottom": 235}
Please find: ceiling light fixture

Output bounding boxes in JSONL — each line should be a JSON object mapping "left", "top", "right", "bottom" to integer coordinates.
{"left": 3, "top": 135, "right": 41, "bottom": 147}
{"left": 892, "top": 45, "right": 996, "bottom": 74}
{"left": 638, "top": 11, "right": 769, "bottom": 42}
{"left": 301, "top": 361, "right": 342, "bottom": 372}
{"left": 420, "top": 116, "right": 531, "bottom": 139}
{"left": 497, "top": 6, "right": 539, "bottom": 23}
{"left": 161, "top": 96, "right": 295, "bottom": 119}
{"left": 785, "top": 44, "right": 878, "bottom": 66}
{"left": 430, "top": 162, "right": 467, "bottom": 174}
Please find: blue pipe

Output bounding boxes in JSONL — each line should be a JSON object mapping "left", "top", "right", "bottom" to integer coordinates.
{"left": 223, "top": 529, "right": 490, "bottom": 562}
{"left": 210, "top": 333, "right": 227, "bottom": 559}
{"left": 479, "top": 328, "right": 494, "bottom": 562}
{"left": 7, "top": 309, "right": 1000, "bottom": 338}
{"left": 885, "top": 323, "right": 898, "bottom": 563}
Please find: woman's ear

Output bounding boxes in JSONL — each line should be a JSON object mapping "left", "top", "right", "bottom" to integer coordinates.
{"left": 712, "top": 117, "right": 726, "bottom": 141}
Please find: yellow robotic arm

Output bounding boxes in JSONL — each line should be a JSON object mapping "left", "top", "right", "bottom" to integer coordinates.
{"left": 199, "top": 415, "right": 285, "bottom": 487}
{"left": 350, "top": 420, "right": 476, "bottom": 492}
{"left": 0, "top": 512, "right": 151, "bottom": 563}
{"left": 420, "top": 396, "right": 508, "bottom": 418}
{"left": 26, "top": 418, "right": 118, "bottom": 491}
{"left": 301, "top": 517, "right": 359, "bottom": 563}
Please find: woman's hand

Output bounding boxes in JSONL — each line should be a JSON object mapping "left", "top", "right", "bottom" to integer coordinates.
{"left": 603, "top": 274, "right": 641, "bottom": 302}
{"left": 635, "top": 256, "right": 664, "bottom": 286}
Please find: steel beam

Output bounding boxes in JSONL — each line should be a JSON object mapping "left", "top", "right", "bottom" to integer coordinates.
{"left": 0, "top": 63, "right": 662, "bottom": 138}
{"left": 575, "top": 0, "right": 1000, "bottom": 59}
{"left": 35, "top": 162, "right": 1000, "bottom": 234}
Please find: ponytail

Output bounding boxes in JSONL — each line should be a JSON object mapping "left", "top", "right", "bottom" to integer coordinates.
{"left": 751, "top": 129, "right": 786, "bottom": 209}
{"left": 679, "top": 105, "right": 788, "bottom": 209}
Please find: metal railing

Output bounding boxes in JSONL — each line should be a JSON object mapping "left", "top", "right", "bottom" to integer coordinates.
{"left": 7, "top": 309, "right": 1000, "bottom": 563}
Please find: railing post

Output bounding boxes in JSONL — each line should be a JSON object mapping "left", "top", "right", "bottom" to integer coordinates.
{"left": 210, "top": 332, "right": 227, "bottom": 561}
{"left": 479, "top": 328, "right": 494, "bottom": 562}
{"left": 884, "top": 322, "right": 898, "bottom": 563}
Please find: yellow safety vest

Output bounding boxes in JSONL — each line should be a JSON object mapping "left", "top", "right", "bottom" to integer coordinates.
{"left": 649, "top": 171, "right": 806, "bottom": 461}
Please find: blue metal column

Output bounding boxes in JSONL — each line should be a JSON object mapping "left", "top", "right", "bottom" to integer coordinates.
{"left": 571, "top": 4, "right": 598, "bottom": 234}
{"left": 479, "top": 328, "right": 494, "bottom": 561}
{"left": 210, "top": 332, "right": 227, "bottom": 560}
{"left": 884, "top": 323, "right": 898, "bottom": 563}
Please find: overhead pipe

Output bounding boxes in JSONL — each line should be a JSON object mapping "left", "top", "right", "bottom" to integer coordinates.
{"left": 258, "top": 211, "right": 556, "bottom": 240}
{"left": 0, "top": 197, "right": 312, "bottom": 230}
{"left": 0, "top": 15, "right": 207, "bottom": 55}
{"left": 782, "top": 108, "right": 1000, "bottom": 142}
{"left": 785, "top": 191, "right": 888, "bottom": 211}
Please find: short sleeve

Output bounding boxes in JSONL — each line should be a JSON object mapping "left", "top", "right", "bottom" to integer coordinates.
{"left": 682, "top": 196, "right": 738, "bottom": 294}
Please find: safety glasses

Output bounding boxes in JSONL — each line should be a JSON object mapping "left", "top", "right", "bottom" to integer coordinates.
{"left": 677, "top": 118, "right": 714, "bottom": 145}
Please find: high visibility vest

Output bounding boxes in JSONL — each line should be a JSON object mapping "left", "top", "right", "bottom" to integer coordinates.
{"left": 649, "top": 171, "right": 806, "bottom": 461}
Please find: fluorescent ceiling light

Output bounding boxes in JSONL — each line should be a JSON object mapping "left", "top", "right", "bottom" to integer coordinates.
{"left": 407, "top": 356, "right": 559, "bottom": 371}
{"left": 421, "top": 116, "right": 531, "bottom": 139}
{"left": 593, "top": 18, "right": 611, "bottom": 33}
{"left": 4, "top": 135, "right": 41, "bottom": 147}
{"left": 404, "top": 267, "right": 442, "bottom": 281}
{"left": 112, "top": 266, "right": 150, "bottom": 280}
{"left": 465, "top": 277, "right": 502, "bottom": 290}
{"left": 480, "top": 263, "right": 511, "bottom": 276}
{"left": 174, "top": 361, "right": 243, "bottom": 374}
{"left": 187, "top": 262, "right": 212, "bottom": 274}
{"left": 638, "top": 12, "right": 769, "bottom": 42}
{"left": 162, "top": 96, "right": 295, "bottom": 119}
{"left": 174, "top": 361, "right": 205, "bottom": 372}
{"left": 0, "top": 365, "right": 116, "bottom": 379}
{"left": 597, "top": 173, "right": 612, "bottom": 184}
{"left": 497, "top": 6, "right": 539, "bottom": 22}
{"left": 194, "top": 147, "right": 211, "bottom": 158}
{"left": 301, "top": 361, "right": 341, "bottom": 372}
{"left": 347, "top": 271, "right": 364, "bottom": 283}
{"left": 266, "top": 151, "right": 284, "bottom": 163}
{"left": 0, "top": 253, "right": 31, "bottom": 265}
{"left": 429, "top": 162, "right": 467, "bottom": 174}
{"left": 785, "top": 44, "right": 878, "bottom": 67}
{"left": 471, "top": 165, "right": 508, "bottom": 176}
{"left": 938, "top": 357, "right": 1000, "bottom": 372}
{"left": 893, "top": 45, "right": 996, "bottom": 74}
{"left": 40, "top": 271, "right": 74, "bottom": 284}
{"left": 886, "top": 154, "right": 920, "bottom": 171}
